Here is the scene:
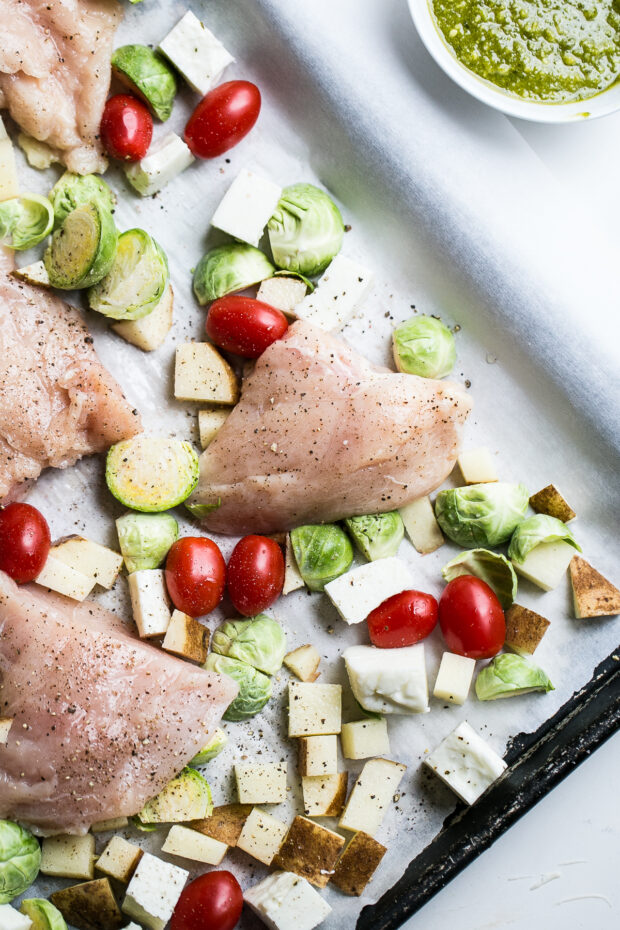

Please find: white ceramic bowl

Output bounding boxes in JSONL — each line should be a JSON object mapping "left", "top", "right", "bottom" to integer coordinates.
{"left": 408, "top": 0, "right": 620, "bottom": 123}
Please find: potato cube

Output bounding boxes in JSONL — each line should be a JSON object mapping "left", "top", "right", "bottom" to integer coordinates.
{"left": 257, "top": 276, "right": 308, "bottom": 315}
{"left": 457, "top": 448, "right": 498, "bottom": 484}
{"left": 174, "top": 343, "right": 238, "bottom": 404}
{"left": 198, "top": 407, "right": 229, "bottom": 448}
{"left": 162, "top": 610, "right": 209, "bottom": 663}
{"left": 12, "top": 260, "right": 50, "bottom": 288}
{"left": 112, "top": 285, "right": 173, "bottom": 352}
{"left": 282, "top": 535, "right": 305, "bottom": 596}
{"left": 35, "top": 554, "right": 95, "bottom": 601}
{"left": 512, "top": 540, "right": 575, "bottom": 591}
{"left": 50, "top": 878, "right": 124, "bottom": 930}
{"left": 96, "top": 836, "right": 143, "bottom": 883}
{"left": 288, "top": 682, "right": 341, "bottom": 737}
{"left": 91, "top": 817, "right": 129, "bottom": 833}
{"left": 569, "top": 556, "right": 620, "bottom": 619}
{"left": 529, "top": 484, "right": 576, "bottom": 523}
{"left": 504, "top": 604, "right": 550, "bottom": 655}
{"left": 399, "top": 496, "right": 444, "bottom": 554}
{"left": 284, "top": 644, "right": 320, "bottom": 682}
{"left": 235, "top": 762, "right": 287, "bottom": 804}
{"left": 51, "top": 536, "right": 123, "bottom": 589}
{"left": 128, "top": 569, "right": 172, "bottom": 638}
{"left": 331, "top": 831, "right": 387, "bottom": 896}
{"left": 0, "top": 717, "right": 13, "bottom": 744}
{"left": 433, "top": 652, "right": 476, "bottom": 705}
{"left": 162, "top": 825, "right": 228, "bottom": 865}
{"left": 298, "top": 735, "right": 338, "bottom": 776}
{"left": 302, "top": 773, "right": 348, "bottom": 817}
{"left": 273, "top": 816, "right": 345, "bottom": 888}
{"left": 41, "top": 834, "right": 96, "bottom": 880}
{"left": 190, "top": 804, "right": 252, "bottom": 846}
{"left": 236, "top": 807, "right": 288, "bottom": 865}
{"left": 339, "top": 758, "right": 406, "bottom": 836}
{"left": 340, "top": 718, "right": 390, "bottom": 760}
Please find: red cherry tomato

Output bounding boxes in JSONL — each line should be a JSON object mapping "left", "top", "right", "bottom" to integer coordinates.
{"left": 366, "top": 589, "right": 438, "bottom": 648}
{"left": 184, "top": 80, "right": 261, "bottom": 158}
{"left": 206, "top": 296, "right": 289, "bottom": 358}
{"left": 226, "top": 535, "right": 284, "bottom": 616}
{"left": 165, "top": 537, "right": 226, "bottom": 617}
{"left": 0, "top": 503, "right": 51, "bottom": 584}
{"left": 439, "top": 575, "right": 505, "bottom": 659}
{"left": 171, "top": 871, "right": 243, "bottom": 930}
{"left": 100, "top": 94, "right": 153, "bottom": 161}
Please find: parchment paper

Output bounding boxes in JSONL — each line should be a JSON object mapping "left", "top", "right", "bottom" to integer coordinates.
{"left": 15, "top": 0, "right": 620, "bottom": 926}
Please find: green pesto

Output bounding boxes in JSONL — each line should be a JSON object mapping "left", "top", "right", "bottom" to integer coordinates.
{"left": 431, "top": 0, "right": 620, "bottom": 102}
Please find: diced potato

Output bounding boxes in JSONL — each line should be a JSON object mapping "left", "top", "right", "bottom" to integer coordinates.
{"left": 51, "top": 535, "right": 123, "bottom": 589}
{"left": 433, "top": 652, "right": 476, "bottom": 705}
{"left": 284, "top": 645, "right": 320, "bottom": 684}
{"left": 529, "top": 484, "right": 576, "bottom": 523}
{"left": 236, "top": 807, "right": 288, "bottom": 866}
{"left": 302, "top": 773, "right": 348, "bottom": 817}
{"left": 340, "top": 718, "right": 390, "bottom": 760}
{"left": 288, "top": 682, "right": 341, "bottom": 737}
{"left": 273, "top": 816, "right": 345, "bottom": 889}
{"left": 96, "top": 836, "right": 143, "bottom": 884}
{"left": 282, "top": 535, "right": 305, "bottom": 596}
{"left": 17, "top": 132, "right": 61, "bottom": 169}
{"left": 112, "top": 285, "right": 174, "bottom": 352}
{"left": 162, "top": 610, "right": 209, "bottom": 663}
{"left": 235, "top": 762, "right": 287, "bottom": 804}
{"left": 174, "top": 342, "right": 239, "bottom": 404}
{"left": 331, "top": 831, "right": 387, "bottom": 896}
{"left": 257, "top": 276, "right": 308, "bottom": 316}
{"left": 457, "top": 448, "right": 498, "bottom": 484}
{"left": 35, "top": 554, "right": 95, "bottom": 601}
{"left": 512, "top": 539, "right": 575, "bottom": 591}
{"left": 569, "top": 555, "right": 620, "bottom": 619}
{"left": 198, "top": 407, "right": 229, "bottom": 448}
{"left": 399, "top": 497, "right": 444, "bottom": 554}
{"left": 50, "top": 878, "right": 123, "bottom": 930}
{"left": 41, "top": 834, "right": 96, "bottom": 880}
{"left": 298, "top": 734, "right": 338, "bottom": 776}
{"left": 12, "top": 260, "right": 51, "bottom": 287}
{"left": 162, "top": 825, "right": 228, "bottom": 865}
{"left": 339, "top": 758, "right": 406, "bottom": 836}
{"left": 128, "top": 569, "right": 172, "bottom": 638}
{"left": 0, "top": 123, "right": 18, "bottom": 202}
{"left": 91, "top": 817, "right": 129, "bottom": 833}
{"left": 0, "top": 717, "right": 13, "bottom": 745}
{"left": 190, "top": 804, "right": 252, "bottom": 846}
{"left": 504, "top": 604, "right": 550, "bottom": 655}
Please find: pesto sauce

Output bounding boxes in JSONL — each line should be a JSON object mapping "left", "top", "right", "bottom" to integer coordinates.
{"left": 431, "top": 0, "right": 620, "bottom": 102}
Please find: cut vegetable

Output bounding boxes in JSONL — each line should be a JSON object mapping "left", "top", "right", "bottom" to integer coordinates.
{"left": 235, "top": 762, "right": 287, "bottom": 804}
{"left": 504, "top": 604, "right": 550, "bottom": 655}
{"left": 50, "top": 535, "right": 123, "bottom": 590}
{"left": 96, "top": 837, "right": 143, "bottom": 884}
{"left": 256, "top": 275, "right": 308, "bottom": 315}
{"left": 174, "top": 342, "right": 239, "bottom": 404}
{"left": 508, "top": 514, "right": 580, "bottom": 564}
{"left": 35, "top": 554, "right": 95, "bottom": 602}
{"left": 399, "top": 496, "right": 444, "bottom": 553}
{"left": 529, "top": 484, "right": 576, "bottom": 522}
{"left": 432, "top": 652, "right": 476, "bottom": 705}
{"left": 198, "top": 407, "right": 229, "bottom": 448}
{"left": 161, "top": 825, "right": 227, "bottom": 865}
{"left": 11, "top": 260, "right": 50, "bottom": 288}
{"left": 189, "top": 804, "right": 252, "bottom": 846}
{"left": 338, "top": 758, "right": 406, "bottom": 836}
{"left": 112, "top": 45, "right": 177, "bottom": 121}
{"left": 162, "top": 610, "right": 209, "bottom": 663}
{"left": 211, "top": 169, "right": 282, "bottom": 247}
{"left": 424, "top": 721, "right": 507, "bottom": 805}
{"left": 344, "top": 511, "right": 404, "bottom": 561}
{"left": 457, "top": 447, "right": 498, "bottom": 484}
{"left": 19, "top": 900, "right": 65, "bottom": 930}
{"left": 137, "top": 768, "right": 212, "bottom": 824}
{"left": 298, "top": 735, "right": 338, "bottom": 776}
{"left": 18, "top": 133, "right": 61, "bottom": 169}
{"left": 116, "top": 512, "right": 179, "bottom": 573}
{"left": 569, "top": 555, "right": 620, "bottom": 618}
{"left": 301, "top": 773, "right": 348, "bottom": 817}
{"left": 442, "top": 548, "right": 517, "bottom": 609}
{"left": 44, "top": 201, "right": 117, "bottom": 290}
{"left": 0, "top": 194, "right": 53, "bottom": 250}
{"left": 475, "top": 653, "right": 554, "bottom": 700}
{"left": 0, "top": 118, "right": 19, "bottom": 202}
{"left": 49, "top": 172, "right": 116, "bottom": 229}
{"left": 511, "top": 539, "right": 576, "bottom": 591}
{"left": 288, "top": 681, "right": 342, "bottom": 737}
{"left": 283, "top": 644, "right": 320, "bottom": 681}
{"left": 190, "top": 728, "right": 228, "bottom": 767}
{"left": 112, "top": 283, "right": 174, "bottom": 351}
{"left": 91, "top": 818, "right": 129, "bottom": 834}
{"left": 273, "top": 817, "right": 345, "bottom": 888}
{"left": 340, "top": 718, "right": 390, "bottom": 760}
{"left": 331, "top": 831, "right": 387, "bottom": 896}
{"left": 193, "top": 243, "right": 275, "bottom": 304}
{"left": 236, "top": 807, "right": 288, "bottom": 866}
{"left": 128, "top": 569, "right": 172, "bottom": 638}
{"left": 88, "top": 229, "right": 169, "bottom": 321}
{"left": 158, "top": 11, "right": 234, "bottom": 96}
{"left": 41, "top": 834, "right": 95, "bottom": 880}
{"left": 125, "top": 132, "right": 194, "bottom": 197}
{"left": 50, "top": 879, "right": 123, "bottom": 930}
{"left": 106, "top": 436, "right": 199, "bottom": 512}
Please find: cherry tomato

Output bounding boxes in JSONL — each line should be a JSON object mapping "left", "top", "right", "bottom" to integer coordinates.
{"left": 184, "top": 81, "right": 261, "bottom": 158}
{"left": 100, "top": 94, "right": 153, "bottom": 161}
{"left": 165, "top": 537, "right": 226, "bottom": 617}
{"left": 171, "top": 871, "right": 243, "bottom": 930}
{"left": 226, "top": 535, "right": 284, "bottom": 616}
{"left": 439, "top": 575, "right": 505, "bottom": 659}
{"left": 206, "top": 296, "right": 289, "bottom": 358}
{"left": 0, "top": 503, "right": 51, "bottom": 584}
{"left": 367, "top": 589, "right": 438, "bottom": 648}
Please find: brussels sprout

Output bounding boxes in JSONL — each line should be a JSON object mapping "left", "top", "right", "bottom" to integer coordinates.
{"left": 106, "top": 436, "right": 199, "bottom": 512}
{"left": 344, "top": 511, "right": 404, "bottom": 561}
{"left": 268, "top": 182, "right": 344, "bottom": 276}
{"left": 190, "top": 727, "right": 228, "bottom": 766}
{"left": 212, "top": 615, "right": 287, "bottom": 675}
{"left": 137, "top": 768, "right": 212, "bottom": 823}
{"left": 392, "top": 315, "right": 456, "bottom": 379}
{"left": 290, "top": 524, "right": 354, "bottom": 592}
{"left": 0, "top": 194, "right": 53, "bottom": 250}
{"left": 475, "top": 654, "right": 554, "bottom": 700}
{"left": 49, "top": 172, "right": 116, "bottom": 229}
{"left": 44, "top": 201, "right": 117, "bottom": 290}
{"left": 112, "top": 45, "right": 177, "bottom": 121}
{"left": 185, "top": 500, "right": 221, "bottom": 520}
{"left": 435, "top": 483, "right": 529, "bottom": 548}
{"left": 508, "top": 514, "right": 581, "bottom": 564}
{"left": 21, "top": 899, "right": 68, "bottom": 930}
{"left": 88, "top": 229, "right": 169, "bottom": 321}
{"left": 0, "top": 821, "right": 41, "bottom": 903}
{"left": 442, "top": 548, "right": 517, "bottom": 608}
{"left": 205, "top": 654, "right": 272, "bottom": 722}
{"left": 193, "top": 243, "right": 275, "bottom": 304}
{"left": 116, "top": 512, "right": 179, "bottom": 572}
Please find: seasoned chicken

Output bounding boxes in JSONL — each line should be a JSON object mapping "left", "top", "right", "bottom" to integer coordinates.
{"left": 0, "top": 249, "right": 141, "bottom": 503}
{"left": 0, "top": 0, "right": 121, "bottom": 173}
{"left": 0, "top": 571, "right": 238, "bottom": 835}
{"left": 189, "top": 320, "right": 472, "bottom": 534}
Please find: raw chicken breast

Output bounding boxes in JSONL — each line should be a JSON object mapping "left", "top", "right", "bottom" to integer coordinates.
{"left": 190, "top": 320, "right": 472, "bottom": 534}
{"left": 0, "top": 250, "right": 141, "bottom": 503}
{"left": 0, "top": 571, "right": 238, "bottom": 835}
{"left": 0, "top": 0, "right": 121, "bottom": 173}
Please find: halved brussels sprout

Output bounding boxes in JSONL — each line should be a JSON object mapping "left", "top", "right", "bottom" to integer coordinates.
{"left": 475, "top": 654, "right": 554, "bottom": 700}
{"left": 21, "top": 899, "right": 68, "bottom": 930}
{"left": 185, "top": 500, "right": 221, "bottom": 520}
{"left": 112, "top": 45, "right": 177, "bottom": 121}
{"left": 435, "top": 483, "right": 529, "bottom": 548}
{"left": 442, "top": 549, "right": 517, "bottom": 608}
{"left": 344, "top": 511, "right": 404, "bottom": 561}
{"left": 44, "top": 201, "right": 117, "bottom": 290}
{"left": 0, "top": 821, "right": 41, "bottom": 903}
{"left": 290, "top": 524, "right": 354, "bottom": 592}
{"left": 268, "top": 182, "right": 344, "bottom": 276}
{"left": 205, "top": 654, "right": 272, "bottom": 722}
{"left": 190, "top": 727, "right": 228, "bottom": 766}
{"left": 49, "top": 172, "right": 116, "bottom": 229}
{"left": 137, "top": 768, "right": 212, "bottom": 823}
{"left": 508, "top": 514, "right": 581, "bottom": 564}
{"left": 0, "top": 194, "right": 53, "bottom": 250}
{"left": 392, "top": 315, "right": 456, "bottom": 379}
{"left": 106, "top": 436, "right": 199, "bottom": 512}
{"left": 116, "top": 512, "right": 179, "bottom": 572}
{"left": 212, "top": 615, "right": 287, "bottom": 675}
{"left": 88, "top": 228, "right": 169, "bottom": 321}
{"left": 193, "top": 243, "right": 275, "bottom": 304}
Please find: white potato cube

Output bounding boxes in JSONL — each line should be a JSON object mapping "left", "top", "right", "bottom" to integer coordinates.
{"left": 298, "top": 734, "right": 338, "bottom": 776}
{"left": 257, "top": 276, "right": 308, "bottom": 315}
{"left": 175, "top": 342, "right": 239, "bottom": 404}
{"left": 35, "top": 554, "right": 95, "bottom": 601}
{"left": 50, "top": 536, "right": 123, "bottom": 589}
{"left": 282, "top": 535, "right": 305, "bottom": 595}
{"left": 212, "top": 169, "right": 282, "bottom": 247}
{"left": 340, "top": 718, "right": 390, "bottom": 760}
{"left": 237, "top": 807, "right": 288, "bottom": 865}
{"left": 112, "top": 285, "right": 174, "bottom": 352}
{"left": 122, "top": 853, "right": 188, "bottom": 930}
{"left": 244, "top": 871, "right": 331, "bottom": 930}
{"left": 162, "top": 825, "right": 228, "bottom": 865}
{"left": 91, "top": 817, "right": 129, "bottom": 833}
{"left": 301, "top": 773, "right": 348, "bottom": 817}
{"left": 399, "top": 496, "right": 444, "bottom": 554}
{"left": 159, "top": 11, "right": 234, "bottom": 96}
{"left": 235, "top": 762, "right": 287, "bottom": 804}
{"left": 433, "top": 652, "right": 476, "bottom": 705}
{"left": 343, "top": 644, "right": 428, "bottom": 714}
{"left": 288, "top": 682, "right": 341, "bottom": 737}
{"left": 0, "top": 718, "right": 13, "bottom": 745}
{"left": 339, "top": 758, "right": 406, "bottom": 836}
{"left": 324, "top": 557, "right": 414, "bottom": 625}
{"left": 0, "top": 120, "right": 18, "bottom": 202}
{"left": 125, "top": 133, "right": 194, "bottom": 197}
{"left": 425, "top": 721, "right": 507, "bottom": 805}
{"left": 41, "top": 834, "right": 95, "bottom": 880}
{"left": 283, "top": 644, "right": 320, "bottom": 682}
{"left": 294, "top": 255, "right": 373, "bottom": 331}
{"left": 198, "top": 407, "right": 229, "bottom": 448}
{"left": 162, "top": 609, "right": 209, "bottom": 663}
{"left": 128, "top": 570, "right": 172, "bottom": 638}
{"left": 12, "top": 260, "right": 51, "bottom": 288}
{"left": 457, "top": 448, "right": 498, "bottom": 484}
{"left": 0, "top": 905, "right": 32, "bottom": 930}
{"left": 96, "top": 836, "right": 143, "bottom": 883}
{"left": 512, "top": 539, "right": 576, "bottom": 591}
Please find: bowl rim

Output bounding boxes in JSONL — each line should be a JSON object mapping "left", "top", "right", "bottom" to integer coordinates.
{"left": 407, "top": 0, "right": 620, "bottom": 124}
